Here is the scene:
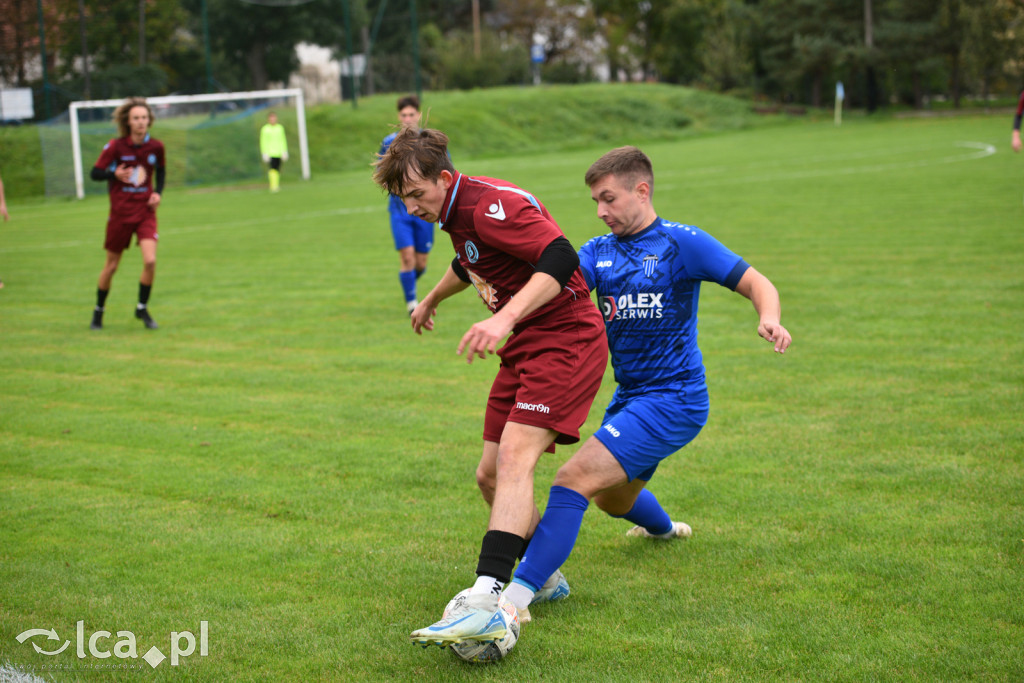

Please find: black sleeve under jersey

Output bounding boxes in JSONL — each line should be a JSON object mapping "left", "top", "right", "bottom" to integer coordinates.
{"left": 90, "top": 166, "right": 113, "bottom": 182}
{"left": 451, "top": 257, "right": 470, "bottom": 283}
{"left": 155, "top": 166, "right": 166, "bottom": 194}
{"left": 535, "top": 236, "right": 579, "bottom": 289}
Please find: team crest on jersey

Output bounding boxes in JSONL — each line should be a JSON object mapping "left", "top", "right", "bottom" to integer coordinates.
{"left": 643, "top": 254, "right": 659, "bottom": 278}
{"left": 465, "top": 241, "right": 480, "bottom": 263}
{"left": 147, "top": 153, "right": 157, "bottom": 165}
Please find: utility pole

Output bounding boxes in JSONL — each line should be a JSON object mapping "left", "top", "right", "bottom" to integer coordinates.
{"left": 411, "top": 0, "right": 421, "bottom": 98}
{"left": 343, "top": 0, "right": 358, "bottom": 107}
{"left": 139, "top": 0, "right": 146, "bottom": 65}
{"left": 36, "top": 0, "right": 52, "bottom": 118}
{"left": 77, "top": 0, "right": 91, "bottom": 98}
{"left": 472, "top": 0, "right": 481, "bottom": 58}
{"left": 864, "top": 0, "right": 873, "bottom": 47}
{"left": 362, "top": 25, "right": 374, "bottom": 96}
{"left": 367, "top": 0, "right": 390, "bottom": 98}
{"left": 202, "top": 0, "right": 213, "bottom": 92}
{"left": 865, "top": 0, "right": 878, "bottom": 113}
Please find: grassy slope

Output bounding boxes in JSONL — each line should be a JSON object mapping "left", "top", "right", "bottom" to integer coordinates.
{"left": 1, "top": 83, "right": 784, "bottom": 200}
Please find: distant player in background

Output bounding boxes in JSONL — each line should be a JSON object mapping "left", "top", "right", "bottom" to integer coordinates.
{"left": 89, "top": 97, "right": 165, "bottom": 330}
{"left": 260, "top": 111, "right": 288, "bottom": 192}
{"left": 0, "top": 170, "right": 8, "bottom": 289}
{"left": 502, "top": 146, "right": 792, "bottom": 622}
{"left": 1013, "top": 89, "right": 1023, "bottom": 153}
{"left": 379, "top": 95, "right": 434, "bottom": 315}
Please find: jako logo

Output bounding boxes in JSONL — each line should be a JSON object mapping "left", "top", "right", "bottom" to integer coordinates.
{"left": 516, "top": 401, "right": 550, "bottom": 414}
{"left": 15, "top": 620, "right": 209, "bottom": 669}
{"left": 596, "top": 260, "right": 613, "bottom": 268}
{"left": 603, "top": 424, "right": 621, "bottom": 438}
{"left": 601, "top": 292, "right": 664, "bottom": 321}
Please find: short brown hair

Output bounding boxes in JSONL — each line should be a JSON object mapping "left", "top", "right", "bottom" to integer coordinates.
{"left": 585, "top": 146, "right": 654, "bottom": 196}
{"left": 373, "top": 127, "right": 454, "bottom": 196}
{"left": 397, "top": 94, "right": 420, "bottom": 111}
{"left": 113, "top": 97, "right": 154, "bottom": 138}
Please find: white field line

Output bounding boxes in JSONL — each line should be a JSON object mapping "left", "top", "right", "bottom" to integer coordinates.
{"left": 656, "top": 141, "right": 996, "bottom": 191}
{"left": 523, "top": 141, "right": 997, "bottom": 201}
{"left": 0, "top": 142, "right": 996, "bottom": 253}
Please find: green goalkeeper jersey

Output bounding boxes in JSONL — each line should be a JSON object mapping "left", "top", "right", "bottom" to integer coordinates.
{"left": 260, "top": 123, "right": 288, "bottom": 158}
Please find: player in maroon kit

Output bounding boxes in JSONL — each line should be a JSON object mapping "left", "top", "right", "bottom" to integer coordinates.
{"left": 373, "top": 127, "right": 608, "bottom": 648}
{"left": 89, "top": 97, "right": 166, "bottom": 330}
{"left": 1013, "top": 90, "right": 1024, "bottom": 153}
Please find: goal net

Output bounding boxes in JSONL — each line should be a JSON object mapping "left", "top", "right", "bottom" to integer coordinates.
{"left": 38, "top": 89, "right": 310, "bottom": 199}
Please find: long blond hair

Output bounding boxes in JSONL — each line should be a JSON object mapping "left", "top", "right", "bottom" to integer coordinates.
{"left": 112, "top": 97, "right": 154, "bottom": 138}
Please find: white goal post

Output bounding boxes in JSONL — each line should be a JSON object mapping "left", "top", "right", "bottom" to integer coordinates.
{"left": 70, "top": 88, "right": 310, "bottom": 199}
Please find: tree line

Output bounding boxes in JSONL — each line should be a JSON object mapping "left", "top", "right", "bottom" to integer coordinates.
{"left": 2, "top": 0, "right": 1022, "bottom": 119}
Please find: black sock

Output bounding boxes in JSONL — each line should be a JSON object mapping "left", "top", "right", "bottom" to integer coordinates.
{"left": 476, "top": 530, "right": 525, "bottom": 584}
{"left": 415, "top": 267, "right": 425, "bottom": 280}
{"left": 138, "top": 283, "right": 151, "bottom": 308}
{"left": 96, "top": 288, "right": 109, "bottom": 310}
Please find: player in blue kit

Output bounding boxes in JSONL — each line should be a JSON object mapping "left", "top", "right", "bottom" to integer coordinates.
{"left": 379, "top": 95, "right": 434, "bottom": 314}
{"left": 503, "top": 146, "right": 792, "bottom": 622}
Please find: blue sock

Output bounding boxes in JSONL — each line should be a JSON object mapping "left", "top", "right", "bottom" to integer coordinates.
{"left": 398, "top": 270, "right": 417, "bottom": 303}
{"left": 513, "top": 486, "right": 589, "bottom": 592}
{"left": 612, "top": 488, "right": 673, "bottom": 536}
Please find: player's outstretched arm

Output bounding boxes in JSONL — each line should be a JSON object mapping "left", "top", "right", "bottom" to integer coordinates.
{"left": 412, "top": 264, "right": 470, "bottom": 335}
{"left": 734, "top": 267, "right": 792, "bottom": 353}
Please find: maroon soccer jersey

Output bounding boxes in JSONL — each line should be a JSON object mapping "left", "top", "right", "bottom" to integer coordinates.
{"left": 94, "top": 134, "right": 165, "bottom": 222}
{"left": 439, "top": 172, "right": 591, "bottom": 321}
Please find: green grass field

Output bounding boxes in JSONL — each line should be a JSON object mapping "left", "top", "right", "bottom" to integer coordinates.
{"left": 1, "top": 108, "right": 1022, "bottom": 681}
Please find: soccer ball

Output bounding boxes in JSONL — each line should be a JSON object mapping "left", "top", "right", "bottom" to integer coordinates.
{"left": 443, "top": 589, "right": 520, "bottom": 663}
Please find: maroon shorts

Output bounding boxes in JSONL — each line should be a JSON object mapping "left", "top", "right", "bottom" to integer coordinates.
{"left": 483, "top": 298, "right": 608, "bottom": 451}
{"left": 105, "top": 212, "right": 158, "bottom": 253}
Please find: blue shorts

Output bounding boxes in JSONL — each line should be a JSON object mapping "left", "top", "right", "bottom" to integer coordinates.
{"left": 388, "top": 195, "right": 434, "bottom": 253}
{"left": 593, "top": 382, "right": 709, "bottom": 482}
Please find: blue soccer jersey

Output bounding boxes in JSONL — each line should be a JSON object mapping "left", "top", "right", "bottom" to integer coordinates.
{"left": 578, "top": 217, "right": 749, "bottom": 391}
{"left": 379, "top": 132, "right": 433, "bottom": 248}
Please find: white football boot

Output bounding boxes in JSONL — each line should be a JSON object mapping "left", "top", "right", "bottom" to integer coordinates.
{"left": 410, "top": 593, "right": 509, "bottom": 648}
{"left": 510, "top": 570, "right": 571, "bottom": 624}
{"left": 625, "top": 521, "right": 692, "bottom": 540}
{"left": 530, "top": 569, "right": 570, "bottom": 605}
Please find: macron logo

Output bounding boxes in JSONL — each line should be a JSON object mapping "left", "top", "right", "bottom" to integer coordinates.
{"left": 516, "top": 401, "right": 550, "bottom": 414}
{"left": 484, "top": 200, "right": 506, "bottom": 221}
